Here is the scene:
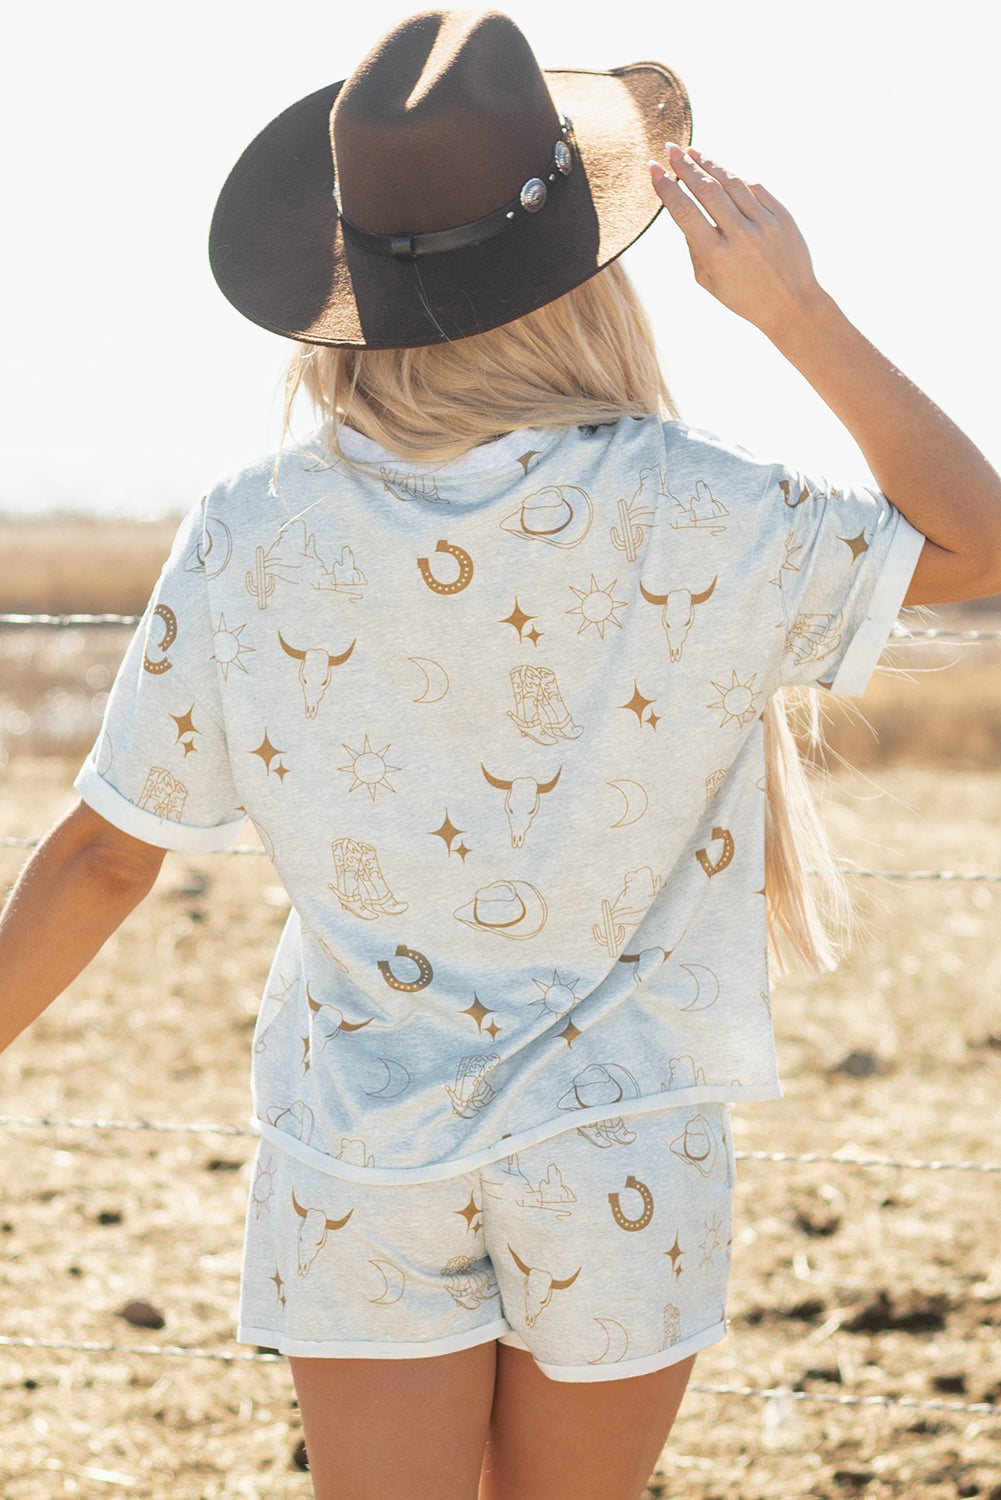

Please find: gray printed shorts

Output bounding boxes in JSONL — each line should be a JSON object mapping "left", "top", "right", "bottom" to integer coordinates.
{"left": 237, "top": 1102, "right": 735, "bottom": 1383}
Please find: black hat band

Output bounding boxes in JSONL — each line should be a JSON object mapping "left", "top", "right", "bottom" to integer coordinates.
{"left": 336, "top": 117, "right": 575, "bottom": 261}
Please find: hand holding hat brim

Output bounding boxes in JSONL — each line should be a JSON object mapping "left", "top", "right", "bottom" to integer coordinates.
{"left": 650, "top": 145, "right": 822, "bottom": 341}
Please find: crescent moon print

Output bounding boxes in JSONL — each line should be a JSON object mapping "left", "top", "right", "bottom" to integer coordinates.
{"left": 607, "top": 779, "right": 648, "bottom": 828}
{"left": 417, "top": 539, "right": 474, "bottom": 594}
{"left": 679, "top": 964, "right": 720, "bottom": 1012}
{"left": 197, "top": 518, "right": 234, "bottom": 578}
{"left": 364, "top": 1058, "right": 412, "bottom": 1099}
{"left": 588, "top": 1317, "right": 630, "bottom": 1364}
{"left": 409, "top": 656, "right": 450, "bottom": 703}
{"left": 369, "top": 1258, "right": 407, "bottom": 1305}
{"left": 142, "top": 604, "right": 177, "bottom": 674}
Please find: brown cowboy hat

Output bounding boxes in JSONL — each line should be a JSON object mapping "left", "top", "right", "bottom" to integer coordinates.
{"left": 209, "top": 10, "right": 690, "bottom": 349}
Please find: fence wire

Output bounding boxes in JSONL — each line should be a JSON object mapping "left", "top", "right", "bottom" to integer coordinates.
{"left": 4, "top": 836, "right": 1001, "bottom": 888}
{"left": 0, "top": 1334, "right": 995, "bottom": 1417}
{"left": 1, "top": 1115, "right": 999, "bottom": 1174}
{"left": 3, "top": 612, "right": 1001, "bottom": 642}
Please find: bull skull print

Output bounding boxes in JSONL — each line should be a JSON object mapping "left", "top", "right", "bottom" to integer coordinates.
{"left": 639, "top": 576, "right": 718, "bottom": 662}
{"left": 480, "top": 764, "right": 562, "bottom": 847}
{"left": 278, "top": 630, "right": 356, "bottom": 718}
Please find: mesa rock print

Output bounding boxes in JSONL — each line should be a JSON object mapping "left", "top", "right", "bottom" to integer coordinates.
{"left": 246, "top": 520, "right": 367, "bottom": 609}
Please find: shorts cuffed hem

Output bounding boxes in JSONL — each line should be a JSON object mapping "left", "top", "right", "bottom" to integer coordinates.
{"left": 236, "top": 1317, "right": 511, "bottom": 1361}
{"left": 497, "top": 1317, "right": 728, "bottom": 1383}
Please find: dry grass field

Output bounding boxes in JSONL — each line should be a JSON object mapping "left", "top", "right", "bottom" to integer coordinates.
{"left": 1, "top": 521, "right": 1000, "bottom": 1498}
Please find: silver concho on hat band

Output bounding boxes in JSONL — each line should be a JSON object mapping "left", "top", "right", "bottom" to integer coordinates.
{"left": 520, "top": 177, "right": 548, "bottom": 214}
{"left": 554, "top": 140, "right": 573, "bottom": 176}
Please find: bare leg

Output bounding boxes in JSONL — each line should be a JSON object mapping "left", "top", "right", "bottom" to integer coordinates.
{"left": 480, "top": 1344, "right": 696, "bottom": 1500}
{"left": 290, "top": 1341, "right": 497, "bottom": 1500}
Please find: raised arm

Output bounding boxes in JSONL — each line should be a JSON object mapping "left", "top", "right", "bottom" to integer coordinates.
{"left": 0, "top": 801, "right": 166, "bottom": 1055}
{"left": 651, "top": 146, "right": 1001, "bottom": 606}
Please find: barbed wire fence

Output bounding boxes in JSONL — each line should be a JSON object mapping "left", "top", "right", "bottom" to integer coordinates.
{"left": 2, "top": 610, "right": 1000, "bottom": 1436}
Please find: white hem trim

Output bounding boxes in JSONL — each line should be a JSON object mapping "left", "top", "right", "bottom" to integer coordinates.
{"left": 255, "top": 1082, "right": 781, "bottom": 1185}
{"left": 236, "top": 1317, "right": 511, "bottom": 1361}
{"left": 74, "top": 759, "right": 246, "bottom": 852}
{"left": 830, "top": 513, "right": 925, "bottom": 696}
{"left": 499, "top": 1318, "right": 728, "bottom": 1383}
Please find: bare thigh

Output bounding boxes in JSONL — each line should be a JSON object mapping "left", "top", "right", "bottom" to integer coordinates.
{"left": 480, "top": 1344, "right": 697, "bottom": 1500}
{"left": 290, "top": 1341, "right": 497, "bottom": 1500}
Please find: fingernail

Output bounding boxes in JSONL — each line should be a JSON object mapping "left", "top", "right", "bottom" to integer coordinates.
{"left": 666, "top": 142, "right": 684, "bottom": 160}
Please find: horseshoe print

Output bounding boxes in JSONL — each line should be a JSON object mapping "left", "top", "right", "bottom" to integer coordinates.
{"left": 417, "top": 539, "right": 474, "bottom": 595}
{"left": 142, "top": 604, "right": 177, "bottom": 675}
{"left": 377, "top": 943, "right": 434, "bottom": 992}
{"left": 608, "top": 1175, "right": 655, "bottom": 1232}
{"left": 696, "top": 826, "right": 735, "bottom": 879}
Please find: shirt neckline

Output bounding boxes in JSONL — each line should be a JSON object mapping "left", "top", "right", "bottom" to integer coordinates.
{"left": 333, "top": 423, "right": 555, "bottom": 478}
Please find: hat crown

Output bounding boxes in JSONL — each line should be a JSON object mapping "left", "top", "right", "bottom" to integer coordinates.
{"left": 331, "top": 10, "right": 563, "bottom": 234}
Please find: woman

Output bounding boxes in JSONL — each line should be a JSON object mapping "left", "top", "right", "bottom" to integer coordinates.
{"left": 2, "top": 12, "right": 1000, "bottom": 1499}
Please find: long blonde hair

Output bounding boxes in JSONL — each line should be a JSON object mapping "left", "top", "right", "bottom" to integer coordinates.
{"left": 285, "top": 261, "right": 848, "bottom": 973}
{"left": 283, "top": 260, "right": 676, "bottom": 463}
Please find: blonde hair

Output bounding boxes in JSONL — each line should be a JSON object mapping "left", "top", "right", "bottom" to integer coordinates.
{"left": 283, "top": 260, "right": 676, "bottom": 464}
{"left": 284, "top": 261, "right": 849, "bottom": 974}
{"left": 763, "top": 690, "right": 853, "bottom": 974}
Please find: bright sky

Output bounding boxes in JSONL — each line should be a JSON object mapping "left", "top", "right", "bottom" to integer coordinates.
{"left": 3, "top": 0, "right": 998, "bottom": 516}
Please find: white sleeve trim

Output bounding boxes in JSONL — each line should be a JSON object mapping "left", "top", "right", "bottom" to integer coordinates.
{"left": 74, "top": 759, "right": 246, "bottom": 852}
{"left": 829, "top": 513, "right": 925, "bottom": 697}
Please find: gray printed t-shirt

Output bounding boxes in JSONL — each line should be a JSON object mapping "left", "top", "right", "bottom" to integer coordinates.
{"left": 75, "top": 416, "right": 924, "bottom": 1182}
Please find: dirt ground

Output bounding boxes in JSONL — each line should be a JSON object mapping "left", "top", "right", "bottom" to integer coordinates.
{"left": 1, "top": 752, "right": 999, "bottom": 1500}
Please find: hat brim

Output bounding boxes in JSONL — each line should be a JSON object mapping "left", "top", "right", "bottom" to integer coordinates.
{"left": 209, "top": 63, "right": 691, "bottom": 348}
